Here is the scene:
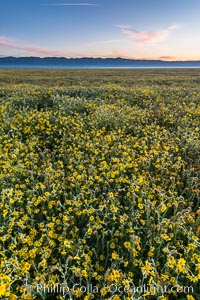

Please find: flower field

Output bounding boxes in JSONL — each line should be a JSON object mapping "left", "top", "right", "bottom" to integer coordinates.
{"left": 0, "top": 69, "right": 200, "bottom": 300}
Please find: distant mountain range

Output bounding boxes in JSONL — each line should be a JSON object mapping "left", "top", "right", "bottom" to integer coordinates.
{"left": 0, "top": 57, "right": 200, "bottom": 68}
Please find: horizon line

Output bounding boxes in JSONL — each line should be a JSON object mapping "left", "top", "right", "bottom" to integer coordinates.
{"left": 0, "top": 56, "right": 200, "bottom": 62}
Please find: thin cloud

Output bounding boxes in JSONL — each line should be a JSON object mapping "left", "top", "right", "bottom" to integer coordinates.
{"left": 0, "top": 35, "right": 75, "bottom": 57}
{"left": 88, "top": 39, "right": 126, "bottom": 45}
{"left": 45, "top": 2, "right": 99, "bottom": 6}
{"left": 0, "top": 35, "right": 111, "bottom": 57}
{"left": 117, "top": 24, "right": 178, "bottom": 44}
{"left": 0, "top": 36, "right": 16, "bottom": 48}
{"left": 159, "top": 56, "right": 176, "bottom": 61}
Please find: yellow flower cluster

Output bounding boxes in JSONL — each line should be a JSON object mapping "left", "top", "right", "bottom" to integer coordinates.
{"left": 0, "top": 69, "right": 199, "bottom": 299}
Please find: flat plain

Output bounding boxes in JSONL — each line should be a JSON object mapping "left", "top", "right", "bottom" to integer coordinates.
{"left": 0, "top": 69, "right": 199, "bottom": 299}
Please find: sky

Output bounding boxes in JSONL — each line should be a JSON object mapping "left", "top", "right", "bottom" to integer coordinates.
{"left": 0, "top": 0, "right": 200, "bottom": 60}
